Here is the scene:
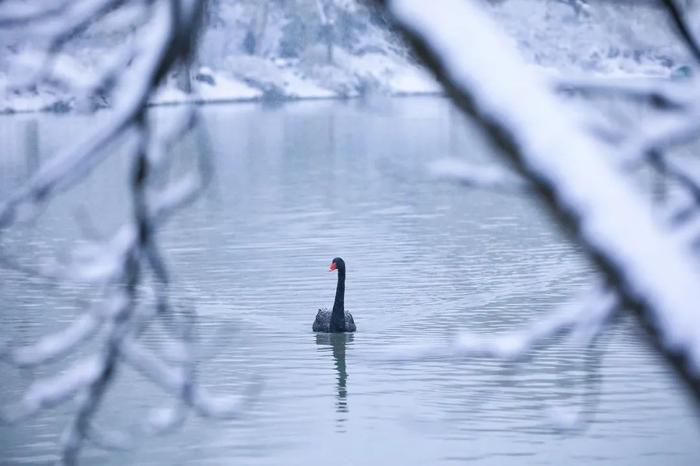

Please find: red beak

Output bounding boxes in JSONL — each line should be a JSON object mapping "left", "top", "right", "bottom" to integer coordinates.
{"left": 329, "top": 262, "right": 337, "bottom": 272}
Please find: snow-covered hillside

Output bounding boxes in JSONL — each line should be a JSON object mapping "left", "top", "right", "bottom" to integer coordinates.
{"left": 0, "top": 0, "right": 693, "bottom": 113}
{"left": 485, "top": 0, "right": 692, "bottom": 78}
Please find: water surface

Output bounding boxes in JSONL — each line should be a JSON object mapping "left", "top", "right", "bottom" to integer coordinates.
{"left": 0, "top": 98, "right": 698, "bottom": 465}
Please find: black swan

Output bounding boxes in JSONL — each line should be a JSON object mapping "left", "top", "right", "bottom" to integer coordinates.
{"left": 313, "top": 257, "right": 356, "bottom": 333}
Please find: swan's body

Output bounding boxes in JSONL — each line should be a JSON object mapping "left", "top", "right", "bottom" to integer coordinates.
{"left": 313, "top": 309, "right": 356, "bottom": 332}
{"left": 313, "top": 257, "right": 356, "bottom": 333}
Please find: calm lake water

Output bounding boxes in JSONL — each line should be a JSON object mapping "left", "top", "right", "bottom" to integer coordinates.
{"left": 0, "top": 97, "right": 699, "bottom": 465}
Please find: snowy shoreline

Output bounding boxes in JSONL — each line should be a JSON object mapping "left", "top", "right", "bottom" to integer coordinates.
{"left": 149, "top": 89, "right": 445, "bottom": 108}
{"left": 0, "top": 91, "right": 443, "bottom": 116}
{"left": 0, "top": 51, "right": 444, "bottom": 115}
{"left": 2, "top": 68, "right": 681, "bottom": 117}
{"left": 0, "top": 88, "right": 445, "bottom": 116}
{"left": 2, "top": 0, "right": 691, "bottom": 116}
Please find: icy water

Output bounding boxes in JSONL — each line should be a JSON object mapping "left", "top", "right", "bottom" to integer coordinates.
{"left": 1, "top": 98, "right": 699, "bottom": 465}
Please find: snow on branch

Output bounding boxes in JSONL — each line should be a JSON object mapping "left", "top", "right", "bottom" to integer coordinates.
{"left": 390, "top": 286, "right": 616, "bottom": 362}
{"left": 380, "top": 0, "right": 700, "bottom": 401}
{"left": 122, "top": 338, "right": 257, "bottom": 419}
{"left": 1, "top": 312, "right": 102, "bottom": 368}
{"left": 1, "top": 355, "right": 104, "bottom": 423}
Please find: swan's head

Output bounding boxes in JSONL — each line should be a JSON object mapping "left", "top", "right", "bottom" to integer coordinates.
{"left": 329, "top": 257, "right": 345, "bottom": 272}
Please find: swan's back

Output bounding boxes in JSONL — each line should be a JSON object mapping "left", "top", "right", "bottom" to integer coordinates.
{"left": 313, "top": 309, "right": 356, "bottom": 333}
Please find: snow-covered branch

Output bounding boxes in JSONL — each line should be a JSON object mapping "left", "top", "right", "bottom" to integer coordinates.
{"left": 0, "top": 1, "right": 246, "bottom": 465}
{"left": 661, "top": 0, "right": 700, "bottom": 65}
{"left": 554, "top": 76, "right": 690, "bottom": 110}
{"left": 1, "top": 312, "right": 102, "bottom": 368}
{"left": 379, "top": 0, "right": 700, "bottom": 403}
{"left": 390, "top": 286, "right": 616, "bottom": 362}
{"left": 1, "top": 355, "right": 104, "bottom": 423}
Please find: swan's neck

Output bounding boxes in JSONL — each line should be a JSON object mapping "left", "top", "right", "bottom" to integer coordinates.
{"left": 331, "top": 269, "right": 345, "bottom": 330}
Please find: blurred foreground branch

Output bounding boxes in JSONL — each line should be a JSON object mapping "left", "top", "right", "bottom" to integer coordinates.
{"left": 0, "top": 1, "right": 252, "bottom": 464}
{"left": 376, "top": 0, "right": 700, "bottom": 404}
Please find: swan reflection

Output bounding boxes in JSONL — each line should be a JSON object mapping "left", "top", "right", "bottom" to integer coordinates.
{"left": 316, "top": 332, "right": 353, "bottom": 426}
